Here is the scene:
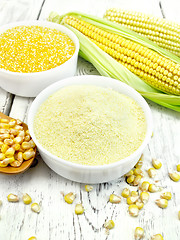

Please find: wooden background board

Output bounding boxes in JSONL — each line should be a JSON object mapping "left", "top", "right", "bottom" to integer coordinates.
{"left": 0, "top": 0, "right": 180, "bottom": 239}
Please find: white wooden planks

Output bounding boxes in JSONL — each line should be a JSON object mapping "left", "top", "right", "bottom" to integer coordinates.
{"left": 160, "top": 0, "right": 180, "bottom": 23}
{"left": 40, "top": 0, "right": 163, "bottom": 19}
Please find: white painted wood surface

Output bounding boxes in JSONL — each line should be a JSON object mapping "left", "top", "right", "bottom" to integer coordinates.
{"left": 0, "top": 0, "right": 180, "bottom": 239}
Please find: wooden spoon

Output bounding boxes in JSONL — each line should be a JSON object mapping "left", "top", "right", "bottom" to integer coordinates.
{"left": 0, "top": 112, "right": 36, "bottom": 174}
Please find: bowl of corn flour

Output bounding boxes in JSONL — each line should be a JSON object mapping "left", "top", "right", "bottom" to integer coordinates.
{"left": 28, "top": 75, "right": 153, "bottom": 183}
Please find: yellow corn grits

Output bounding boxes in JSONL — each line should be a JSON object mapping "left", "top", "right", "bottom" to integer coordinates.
{"left": 34, "top": 85, "right": 147, "bottom": 166}
{"left": 0, "top": 26, "right": 75, "bottom": 73}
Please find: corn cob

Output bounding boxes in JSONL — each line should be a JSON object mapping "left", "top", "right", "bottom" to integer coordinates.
{"left": 62, "top": 15, "right": 180, "bottom": 96}
{"left": 104, "top": 8, "right": 180, "bottom": 57}
{"left": 48, "top": 12, "right": 180, "bottom": 111}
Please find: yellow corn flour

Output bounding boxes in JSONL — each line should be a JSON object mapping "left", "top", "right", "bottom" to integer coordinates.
{"left": 34, "top": 85, "right": 147, "bottom": 165}
{"left": 0, "top": 26, "right": 75, "bottom": 73}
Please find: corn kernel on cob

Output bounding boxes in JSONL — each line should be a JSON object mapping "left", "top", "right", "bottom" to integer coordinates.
{"left": 104, "top": 8, "right": 180, "bottom": 57}
{"left": 63, "top": 15, "right": 180, "bottom": 96}
{"left": 49, "top": 11, "right": 180, "bottom": 112}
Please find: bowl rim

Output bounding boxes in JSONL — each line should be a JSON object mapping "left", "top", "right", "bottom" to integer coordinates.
{"left": 28, "top": 75, "right": 153, "bottom": 170}
{"left": 0, "top": 20, "right": 79, "bottom": 76}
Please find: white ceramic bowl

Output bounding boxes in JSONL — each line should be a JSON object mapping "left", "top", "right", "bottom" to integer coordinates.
{"left": 0, "top": 21, "right": 79, "bottom": 97}
{"left": 28, "top": 75, "right": 153, "bottom": 183}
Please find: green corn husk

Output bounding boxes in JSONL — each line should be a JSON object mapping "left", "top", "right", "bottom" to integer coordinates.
{"left": 48, "top": 11, "right": 180, "bottom": 112}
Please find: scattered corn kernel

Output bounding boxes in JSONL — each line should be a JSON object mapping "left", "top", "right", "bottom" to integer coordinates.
{"left": 0, "top": 162, "right": 7, "bottom": 167}
{"left": 28, "top": 237, "right": 37, "bottom": 240}
{"left": 147, "top": 168, "right": 157, "bottom": 178}
{"left": 152, "top": 158, "right": 162, "bottom": 169}
{"left": 1, "top": 119, "right": 9, "bottom": 123}
{"left": 140, "top": 192, "right": 149, "bottom": 204}
{"left": 155, "top": 199, "right": 168, "bottom": 208}
{"left": 64, "top": 192, "right": 76, "bottom": 204}
{"left": 121, "top": 188, "right": 130, "bottom": 198}
{"left": 134, "top": 154, "right": 144, "bottom": 169}
{"left": 125, "top": 169, "right": 134, "bottom": 177}
{"left": 14, "top": 126, "right": 23, "bottom": 132}
{"left": 0, "top": 141, "right": 3, "bottom": 148}
{"left": 135, "top": 162, "right": 143, "bottom": 169}
{"left": 109, "top": 194, "right": 121, "bottom": 203}
{"left": 178, "top": 210, "right": 180, "bottom": 220}
{"left": 1, "top": 157, "right": 14, "bottom": 165}
{"left": 13, "top": 143, "right": 20, "bottom": 151}
{"left": 104, "top": 220, "right": 115, "bottom": 229}
{"left": 5, "top": 147, "right": 15, "bottom": 157}
{"left": 85, "top": 185, "right": 93, "bottom": 192}
{"left": 140, "top": 181, "right": 150, "bottom": 192}
{"left": 10, "top": 152, "right": 23, "bottom": 167}
{"left": 0, "top": 133, "right": 10, "bottom": 140}
{"left": 9, "top": 119, "right": 16, "bottom": 128}
{"left": 9, "top": 134, "right": 14, "bottom": 140}
{"left": 148, "top": 184, "right": 161, "bottom": 193}
{"left": 0, "top": 129, "right": 8, "bottom": 134}
{"left": 136, "top": 200, "right": 144, "bottom": 210}
{"left": 131, "top": 191, "right": 139, "bottom": 197}
{"left": 29, "top": 139, "right": 36, "bottom": 148}
{"left": 0, "top": 153, "right": 5, "bottom": 161}
{"left": 7, "top": 193, "right": 19, "bottom": 202}
{"left": 134, "top": 168, "right": 143, "bottom": 177}
{"left": 0, "top": 123, "right": 9, "bottom": 129}
{"left": 26, "top": 130, "right": 30, "bottom": 135}
{"left": 160, "top": 192, "right": 172, "bottom": 200}
{"left": 13, "top": 136, "right": 23, "bottom": 145}
{"left": 4, "top": 138, "right": 13, "bottom": 145}
{"left": 128, "top": 204, "right": 139, "bottom": 217}
{"left": 23, "top": 149, "right": 35, "bottom": 160}
{"left": 9, "top": 129, "right": 18, "bottom": 136}
{"left": 31, "top": 203, "right": 41, "bottom": 213}
{"left": 17, "top": 129, "right": 24, "bottom": 135}
{"left": 22, "top": 142, "right": 32, "bottom": 150}
{"left": 169, "top": 172, "right": 180, "bottom": 182}
{"left": 134, "top": 227, "right": 145, "bottom": 240}
{"left": 75, "top": 203, "right": 84, "bottom": 215}
{"left": 25, "top": 135, "right": 31, "bottom": 142}
{"left": 127, "top": 196, "right": 139, "bottom": 205}
{"left": 177, "top": 164, "right": 180, "bottom": 172}
{"left": 23, "top": 193, "right": 32, "bottom": 205}
{"left": 151, "top": 234, "right": 164, "bottom": 240}
{"left": 133, "top": 175, "right": 142, "bottom": 186}
{"left": 127, "top": 175, "right": 135, "bottom": 184}
{"left": 1, "top": 144, "right": 9, "bottom": 153}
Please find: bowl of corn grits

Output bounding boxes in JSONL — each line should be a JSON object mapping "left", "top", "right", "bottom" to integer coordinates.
{"left": 0, "top": 21, "right": 79, "bottom": 97}
{"left": 28, "top": 75, "right": 153, "bottom": 183}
